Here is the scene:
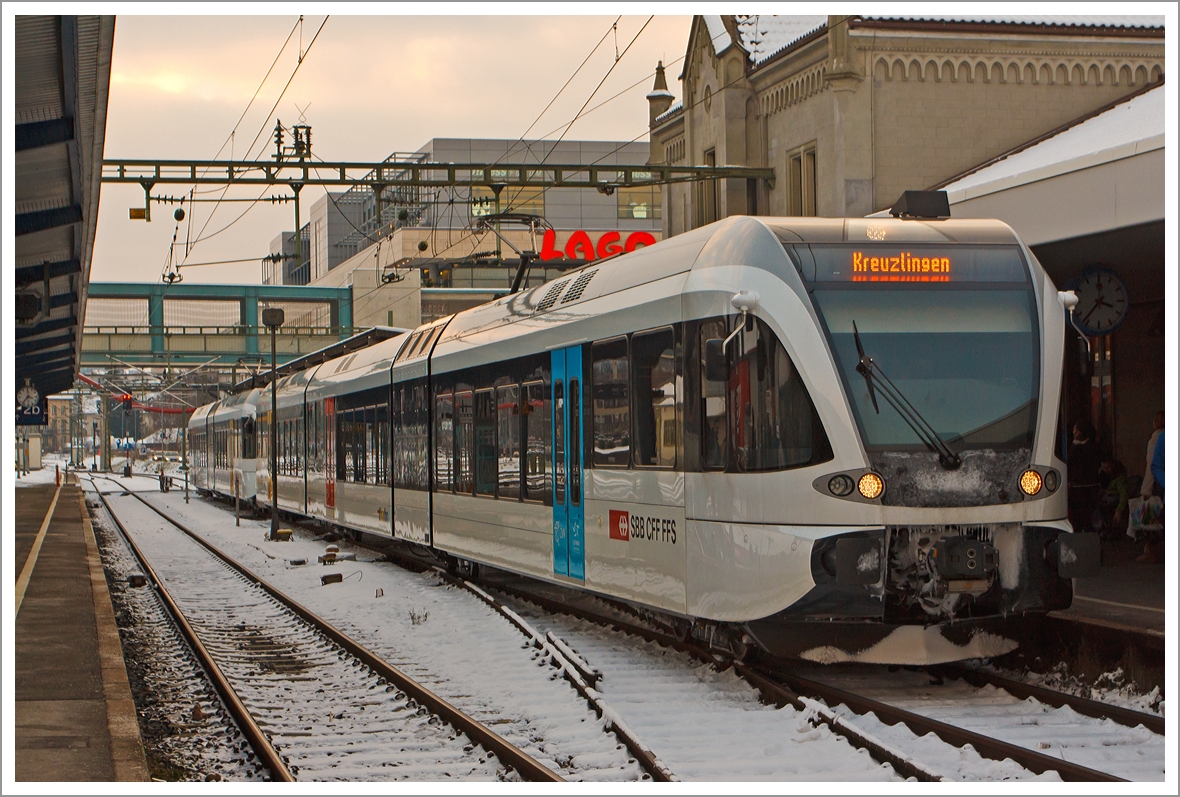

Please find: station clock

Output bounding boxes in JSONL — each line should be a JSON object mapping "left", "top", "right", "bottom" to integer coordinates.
{"left": 1070, "top": 268, "right": 1129, "bottom": 336}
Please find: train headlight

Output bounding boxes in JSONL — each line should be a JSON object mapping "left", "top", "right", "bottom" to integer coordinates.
{"left": 828, "top": 475, "right": 854, "bottom": 496}
{"left": 1020, "top": 469, "right": 1043, "bottom": 496}
{"left": 857, "top": 473, "right": 884, "bottom": 500}
{"left": 1044, "top": 469, "right": 1060, "bottom": 493}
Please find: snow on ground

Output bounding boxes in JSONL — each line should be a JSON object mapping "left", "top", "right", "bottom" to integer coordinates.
{"left": 505, "top": 609, "right": 900, "bottom": 781}
{"left": 14, "top": 455, "right": 69, "bottom": 486}
{"left": 105, "top": 486, "right": 642, "bottom": 782}
{"left": 85, "top": 480, "right": 1162, "bottom": 782}
{"left": 984, "top": 662, "right": 1165, "bottom": 718}
{"left": 88, "top": 499, "right": 262, "bottom": 781}
{"left": 799, "top": 665, "right": 1164, "bottom": 781}
{"left": 121, "top": 487, "right": 906, "bottom": 781}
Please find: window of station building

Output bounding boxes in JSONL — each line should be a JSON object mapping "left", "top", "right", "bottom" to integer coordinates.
{"left": 617, "top": 184, "right": 662, "bottom": 220}
{"left": 697, "top": 149, "right": 719, "bottom": 226}
{"left": 471, "top": 186, "right": 545, "bottom": 218}
{"left": 496, "top": 384, "right": 522, "bottom": 499}
{"left": 474, "top": 389, "right": 497, "bottom": 496}
{"left": 523, "top": 381, "right": 550, "bottom": 503}
{"left": 632, "top": 327, "right": 677, "bottom": 468}
{"left": 729, "top": 317, "right": 833, "bottom": 472}
{"left": 454, "top": 391, "right": 474, "bottom": 494}
{"left": 592, "top": 337, "right": 630, "bottom": 467}
{"left": 787, "top": 143, "right": 817, "bottom": 217}
{"left": 434, "top": 391, "right": 454, "bottom": 492}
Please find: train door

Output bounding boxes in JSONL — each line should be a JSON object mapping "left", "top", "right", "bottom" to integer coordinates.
{"left": 325, "top": 397, "right": 336, "bottom": 511}
{"left": 552, "top": 347, "right": 585, "bottom": 580}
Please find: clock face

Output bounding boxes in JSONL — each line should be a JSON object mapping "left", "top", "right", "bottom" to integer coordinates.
{"left": 1072, "top": 269, "right": 1129, "bottom": 335}
{"left": 17, "top": 384, "right": 39, "bottom": 409}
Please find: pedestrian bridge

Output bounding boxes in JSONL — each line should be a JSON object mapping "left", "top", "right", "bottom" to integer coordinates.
{"left": 81, "top": 282, "right": 356, "bottom": 368}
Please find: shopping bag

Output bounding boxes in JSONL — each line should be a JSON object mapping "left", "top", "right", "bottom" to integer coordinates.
{"left": 1127, "top": 495, "right": 1164, "bottom": 538}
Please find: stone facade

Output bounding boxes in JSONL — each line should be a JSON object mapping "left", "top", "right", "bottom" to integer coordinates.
{"left": 649, "top": 15, "right": 1165, "bottom": 234}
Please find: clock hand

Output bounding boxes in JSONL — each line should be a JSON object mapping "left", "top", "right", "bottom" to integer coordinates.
{"left": 1082, "top": 302, "right": 1101, "bottom": 324}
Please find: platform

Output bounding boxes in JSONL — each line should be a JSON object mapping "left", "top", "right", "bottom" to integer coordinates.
{"left": 1052, "top": 536, "right": 1166, "bottom": 637}
{"left": 13, "top": 474, "right": 149, "bottom": 782}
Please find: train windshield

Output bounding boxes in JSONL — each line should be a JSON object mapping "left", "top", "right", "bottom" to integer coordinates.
{"left": 804, "top": 245, "right": 1039, "bottom": 451}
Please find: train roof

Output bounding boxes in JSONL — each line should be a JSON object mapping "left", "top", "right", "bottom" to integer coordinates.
{"left": 430, "top": 215, "right": 1024, "bottom": 349}
{"left": 767, "top": 216, "right": 1022, "bottom": 244}
{"left": 305, "top": 330, "right": 409, "bottom": 398}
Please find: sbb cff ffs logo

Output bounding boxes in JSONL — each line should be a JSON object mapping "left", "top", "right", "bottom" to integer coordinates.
{"left": 608, "top": 509, "right": 677, "bottom": 544}
{"left": 609, "top": 510, "right": 630, "bottom": 541}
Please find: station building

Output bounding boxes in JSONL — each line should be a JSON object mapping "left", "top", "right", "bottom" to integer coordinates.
{"left": 647, "top": 14, "right": 1166, "bottom": 485}
{"left": 264, "top": 138, "right": 664, "bottom": 327}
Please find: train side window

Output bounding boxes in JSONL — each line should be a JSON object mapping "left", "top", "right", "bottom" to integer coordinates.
{"left": 496, "top": 384, "right": 522, "bottom": 500}
{"left": 569, "top": 379, "right": 582, "bottom": 505}
{"left": 592, "top": 337, "right": 630, "bottom": 467}
{"left": 730, "top": 317, "right": 833, "bottom": 472}
{"left": 700, "top": 318, "right": 728, "bottom": 470}
{"left": 377, "top": 403, "right": 390, "bottom": 486}
{"left": 474, "top": 389, "right": 497, "bottom": 496}
{"left": 435, "top": 391, "right": 454, "bottom": 492}
{"left": 523, "top": 381, "right": 550, "bottom": 504}
{"left": 632, "top": 327, "right": 677, "bottom": 468}
{"left": 365, "top": 405, "right": 377, "bottom": 485}
{"left": 455, "top": 391, "right": 474, "bottom": 494}
{"left": 554, "top": 381, "right": 565, "bottom": 504}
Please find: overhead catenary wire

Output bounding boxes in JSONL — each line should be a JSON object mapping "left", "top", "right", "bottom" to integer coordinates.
{"left": 185, "top": 16, "right": 330, "bottom": 258}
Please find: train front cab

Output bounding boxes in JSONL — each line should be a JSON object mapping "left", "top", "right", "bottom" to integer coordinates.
{"left": 678, "top": 216, "right": 1097, "bottom": 664}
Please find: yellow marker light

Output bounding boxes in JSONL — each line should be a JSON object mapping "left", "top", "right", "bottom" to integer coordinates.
{"left": 1020, "top": 469, "right": 1043, "bottom": 496}
{"left": 858, "top": 472, "right": 884, "bottom": 500}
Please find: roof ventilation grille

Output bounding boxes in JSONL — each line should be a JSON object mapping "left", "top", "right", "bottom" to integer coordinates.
{"left": 560, "top": 269, "right": 598, "bottom": 304}
{"left": 535, "top": 279, "right": 569, "bottom": 313}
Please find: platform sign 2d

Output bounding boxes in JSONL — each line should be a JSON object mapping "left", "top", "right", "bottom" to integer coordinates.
{"left": 15, "top": 395, "right": 48, "bottom": 426}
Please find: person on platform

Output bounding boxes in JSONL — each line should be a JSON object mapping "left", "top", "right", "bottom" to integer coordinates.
{"left": 1068, "top": 421, "right": 1101, "bottom": 534}
{"left": 1139, "top": 430, "right": 1166, "bottom": 564}
{"left": 1097, "top": 456, "right": 1129, "bottom": 537}
{"left": 1141, "top": 411, "right": 1164, "bottom": 498}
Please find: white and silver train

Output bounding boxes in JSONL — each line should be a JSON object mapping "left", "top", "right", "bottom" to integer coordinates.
{"left": 189, "top": 214, "right": 1098, "bottom": 665}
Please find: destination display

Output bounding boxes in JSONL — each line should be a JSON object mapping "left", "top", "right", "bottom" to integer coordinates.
{"left": 807, "top": 245, "right": 1029, "bottom": 284}
{"left": 852, "top": 250, "right": 952, "bottom": 281}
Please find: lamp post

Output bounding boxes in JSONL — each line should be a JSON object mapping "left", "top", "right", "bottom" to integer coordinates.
{"left": 262, "top": 307, "right": 285, "bottom": 540}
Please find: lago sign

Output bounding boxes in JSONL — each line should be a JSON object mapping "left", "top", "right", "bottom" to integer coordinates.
{"left": 539, "top": 229, "right": 658, "bottom": 262}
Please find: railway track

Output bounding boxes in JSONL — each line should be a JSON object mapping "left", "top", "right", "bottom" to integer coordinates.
{"left": 115, "top": 483, "right": 1162, "bottom": 781}
{"left": 90, "top": 482, "right": 560, "bottom": 783}
{"left": 474, "top": 574, "right": 1162, "bottom": 782}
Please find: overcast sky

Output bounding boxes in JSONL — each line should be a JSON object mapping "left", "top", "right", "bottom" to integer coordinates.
{"left": 93, "top": 13, "right": 693, "bottom": 284}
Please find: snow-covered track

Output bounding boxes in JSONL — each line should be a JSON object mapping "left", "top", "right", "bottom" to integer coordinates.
{"left": 94, "top": 487, "right": 293, "bottom": 781}
{"left": 769, "top": 667, "right": 1135, "bottom": 782}
{"left": 479, "top": 576, "right": 1149, "bottom": 782}
{"left": 98, "top": 487, "right": 561, "bottom": 782}
{"left": 476, "top": 576, "right": 944, "bottom": 781}
{"left": 444, "top": 575, "right": 679, "bottom": 782}
{"left": 940, "top": 664, "right": 1164, "bottom": 735}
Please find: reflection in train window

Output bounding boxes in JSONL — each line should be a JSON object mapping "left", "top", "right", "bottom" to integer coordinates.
{"left": 455, "top": 391, "right": 474, "bottom": 494}
{"left": 497, "top": 384, "right": 521, "bottom": 499}
{"left": 434, "top": 391, "right": 453, "bottom": 491}
{"left": 474, "top": 389, "right": 497, "bottom": 496}
{"left": 523, "top": 381, "right": 550, "bottom": 503}
{"left": 632, "top": 327, "right": 677, "bottom": 468}
{"left": 592, "top": 337, "right": 630, "bottom": 467}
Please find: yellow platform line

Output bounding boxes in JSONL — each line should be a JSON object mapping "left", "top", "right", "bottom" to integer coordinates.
{"left": 15, "top": 483, "right": 62, "bottom": 617}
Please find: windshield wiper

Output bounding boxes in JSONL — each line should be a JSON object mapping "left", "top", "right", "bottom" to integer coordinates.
{"left": 853, "top": 321, "right": 962, "bottom": 470}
